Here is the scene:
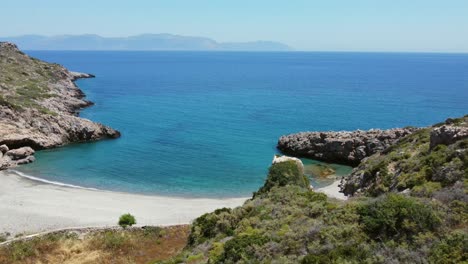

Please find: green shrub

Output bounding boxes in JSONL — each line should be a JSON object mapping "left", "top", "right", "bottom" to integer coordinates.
{"left": 9, "top": 241, "right": 37, "bottom": 261}
{"left": 358, "top": 194, "right": 441, "bottom": 241}
{"left": 302, "top": 253, "right": 331, "bottom": 264}
{"left": 118, "top": 213, "right": 136, "bottom": 228}
{"left": 188, "top": 207, "right": 234, "bottom": 245}
{"left": 301, "top": 243, "right": 371, "bottom": 264}
{"left": 186, "top": 253, "right": 204, "bottom": 263}
{"left": 429, "top": 231, "right": 467, "bottom": 264}
{"left": 412, "top": 181, "right": 442, "bottom": 197}
{"left": 208, "top": 242, "right": 225, "bottom": 262}
{"left": 301, "top": 191, "right": 328, "bottom": 203}
{"left": 99, "top": 231, "right": 130, "bottom": 250}
{"left": 141, "top": 226, "right": 163, "bottom": 238}
{"left": 255, "top": 161, "right": 309, "bottom": 196}
{"left": 218, "top": 234, "right": 269, "bottom": 262}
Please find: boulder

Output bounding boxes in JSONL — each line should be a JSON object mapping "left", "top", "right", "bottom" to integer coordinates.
{"left": 429, "top": 125, "right": 468, "bottom": 150}
{"left": 5, "top": 147, "right": 35, "bottom": 160}
{"left": 0, "top": 160, "right": 13, "bottom": 170}
{"left": 16, "top": 155, "right": 36, "bottom": 165}
{"left": 0, "top": 144, "right": 8, "bottom": 154}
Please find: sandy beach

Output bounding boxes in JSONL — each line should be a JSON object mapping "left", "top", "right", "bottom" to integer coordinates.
{"left": 315, "top": 179, "right": 348, "bottom": 200}
{"left": 0, "top": 170, "right": 247, "bottom": 237}
{"left": 0, "top": 169, "right": 348, "bottom": 238}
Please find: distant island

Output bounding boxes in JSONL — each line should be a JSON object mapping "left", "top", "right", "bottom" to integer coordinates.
{"left": 0, "top": 34, "right": 293, "bottom": 51}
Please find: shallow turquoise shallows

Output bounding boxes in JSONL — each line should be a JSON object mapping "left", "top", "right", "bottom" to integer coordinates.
{"left": 17, "top": 51, "right": 468, "bottom": 198}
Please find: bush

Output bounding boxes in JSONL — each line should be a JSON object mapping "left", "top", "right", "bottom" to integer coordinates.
{"left": 218, "top": 234, "right": 269, "bottom": 262}
{"left": 411, "top": 181, "right": 442, "bottom": 197}
{"left": 301, "top": 244, "right": 371, "bottom": 264}
{"left": 255, "top": 161, "right": 309, "bottom": 196}
{"left": 102, "top": 232, "right": 129, "bottom": 250}
{"left": 188, "top": 207, "right": 234, "bottom": 245}
{"left": 358, "top": 194, "right": 441, "bottom": 241}
{"left": 429, "top": 231, "right": 467, "bottom": 264}
{"left": 118, "top": 213, "right": 136, "bottom": 228}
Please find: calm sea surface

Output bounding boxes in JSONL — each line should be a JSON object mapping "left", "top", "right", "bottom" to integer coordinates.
{"left": 17, "top": 51, "right": 468, "bottom": 197}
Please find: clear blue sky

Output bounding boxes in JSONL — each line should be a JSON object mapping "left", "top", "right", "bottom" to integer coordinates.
{"left": 1, "top": 0, "right": 467, "bottom": 52}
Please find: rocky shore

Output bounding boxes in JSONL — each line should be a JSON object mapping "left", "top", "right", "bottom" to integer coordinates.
{"left": 340, "top": 117, "right": 468, "bottom": 196}
{"left": 0, "top": 42, "right": 120, "bottom": 170}
{"left": 277, "top": 127, "right": 417, "bottom": 166}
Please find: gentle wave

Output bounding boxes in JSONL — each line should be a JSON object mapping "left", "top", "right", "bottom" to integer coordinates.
{"left": 8, "top": 170, "right": 100, "bottom": 191}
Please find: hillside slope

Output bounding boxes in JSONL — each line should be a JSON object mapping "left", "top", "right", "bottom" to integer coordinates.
{"left": 161, "top": 117, "right": 467, "bottom": 263}
{"left": 0, "top": 42, "right": 120, "bottom": 169}
{"left": 0, "top": 117, "right": 466, "bottom": 263}
{"left": 341, "top": 116, "right": 467, "bottom": 197}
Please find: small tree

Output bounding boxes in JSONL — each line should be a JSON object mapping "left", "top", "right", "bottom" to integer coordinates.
{"left": 118, "top": 213, "right": 136, "bottom": 228}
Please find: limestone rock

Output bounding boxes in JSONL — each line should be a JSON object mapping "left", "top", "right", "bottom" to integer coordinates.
{"left": 0, "top": 144, "right": 8, "bottom": 154}
{"left": 6, "top": 147, "right": 35, "bottom": 160}
{"left": 277, "top": 128, "right": 417, "bottom": 166}
{"left": 0, "top": 145, "right": 36, "bottom": 169}
{"left": 0, "top": 42, "right": 121, "bottom": 170}
{"left": 16, "top": 155, "right": 36, "bottom": 165}
{"left": 430, "top": 125, "right": 468, "bottom": 150}
{"left": 272, "top": 155, "right": 304, "bottom": 175}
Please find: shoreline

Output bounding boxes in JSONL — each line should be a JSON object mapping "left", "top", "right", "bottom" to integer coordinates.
{"left": 0, "top": 167, "right": 348, "bottom": 239}
{"left": 0, "top": 170, "right": 247, "bottom": 237}
{"left": 315, "top": 179, "right": 347, "bottom": 200}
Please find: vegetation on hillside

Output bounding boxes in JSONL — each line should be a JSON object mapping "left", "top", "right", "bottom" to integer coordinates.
{"left": 0, "top": 116, "right": 466, "bottom": 263}
{"left": 0, "top": 226, "right": 189, "bottom": 264}
{"left": 160, "top": 128, "right": 467, "bottom": 264}
{"left": 0, "top": 43, "right": 63, "bottom": 113}
{"left": 343, "top": 116, "right": 467, "bottom": 197}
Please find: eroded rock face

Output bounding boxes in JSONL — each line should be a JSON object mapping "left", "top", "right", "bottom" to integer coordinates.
{"left": 6, "top": 147, "right": 35, "bottom": 160}
{"left": 272, "top": 155, "right": 305, "bottom": 175}
{"left": 277, "top": 128, "right": 417, "bottom": 166}
{"left": 430, "top": 125, "right": 468, "bottom": 150}
{"left": 0, "top": 42, "right": 120, "bottom": 170}
{"left": 0, "top": 147, "right": 35, "bottom": 169}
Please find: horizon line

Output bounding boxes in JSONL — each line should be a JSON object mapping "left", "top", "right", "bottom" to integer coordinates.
{"left": 20, "top": 49, "right": 468, "bottom": 54}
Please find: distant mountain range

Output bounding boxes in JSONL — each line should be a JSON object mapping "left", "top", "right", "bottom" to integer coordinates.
{"left": 0, "top": 34, "right": 292, "bottom": 51}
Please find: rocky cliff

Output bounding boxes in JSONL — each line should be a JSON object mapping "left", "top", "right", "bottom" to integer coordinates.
{"left": 0, "top": 42, "right": 120, "bottom": 169}
{"left": 341, "top": 116, "right": 468, "bottom": 196}
{"left": 277, "top": 128, "right": 417, "bottom": 166}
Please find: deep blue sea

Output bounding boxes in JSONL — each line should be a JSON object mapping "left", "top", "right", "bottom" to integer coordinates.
{"left": 16, "top": 51, "right": 468, "bottom": 198}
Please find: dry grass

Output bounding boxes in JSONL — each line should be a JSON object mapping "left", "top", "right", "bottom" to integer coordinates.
{"left": 0, "top": 225, "right": 190, "bottom": 264}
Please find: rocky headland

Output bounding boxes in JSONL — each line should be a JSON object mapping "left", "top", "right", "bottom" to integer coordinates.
{"left": 0, "top": 42, "right": 120, "bottom": 169}
{"left": 341, "top": 116, "right": 468, "bottom": 196}
{"left": 277, "top": 127, "right": 417, "bottom": 166}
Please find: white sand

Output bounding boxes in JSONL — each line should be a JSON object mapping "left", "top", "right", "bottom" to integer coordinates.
{"left": 315, "top": 180, "right": 348, "bottom": 200}
{"left": 0, "top": 170, "right": 247, "bottom": 236}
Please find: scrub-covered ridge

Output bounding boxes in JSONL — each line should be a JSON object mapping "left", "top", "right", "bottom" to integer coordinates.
{"left": 157, "top": 116, "right": 467, "bottom": 263}
{"left": 0, "top": 42, "right": 120, "bottom": 169}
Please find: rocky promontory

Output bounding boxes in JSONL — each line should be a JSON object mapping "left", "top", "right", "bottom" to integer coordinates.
{"left": 277, "top": 128, "right": 417, "bottom": 166}
{"left": 340, "top": 116, "right": 468, "bottom": 196}
{"left": 0, "top": 42, "right": 120, "bottom": 169}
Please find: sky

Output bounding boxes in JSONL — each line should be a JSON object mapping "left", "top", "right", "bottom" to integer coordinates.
{"left": 1, "top": 0, "right": 467, "bottom": 52}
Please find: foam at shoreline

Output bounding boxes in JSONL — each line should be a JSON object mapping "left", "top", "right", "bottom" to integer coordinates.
{"left": 0, "top": 170, "right": 248, "bottom": 237}
{"left": 9, "top": 169, "right": 100, "bottom": 191}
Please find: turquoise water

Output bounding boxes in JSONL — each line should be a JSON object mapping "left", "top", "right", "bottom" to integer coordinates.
{"left": 17, "top": 51, "right": 468, "bottom": 198}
